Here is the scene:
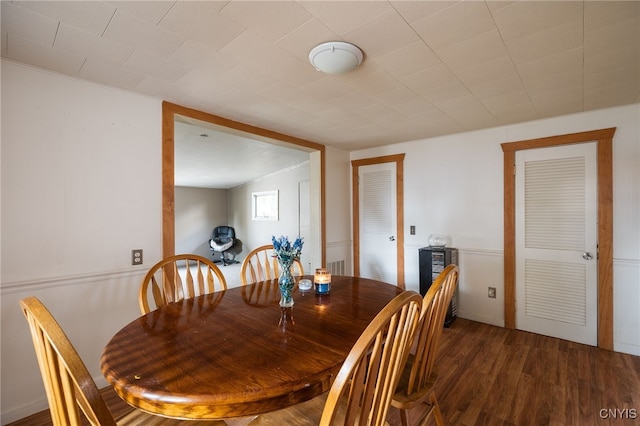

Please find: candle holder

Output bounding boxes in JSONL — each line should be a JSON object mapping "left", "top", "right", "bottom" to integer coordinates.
{"left": 314, "top": 268, "right": 331, "bottom": 294}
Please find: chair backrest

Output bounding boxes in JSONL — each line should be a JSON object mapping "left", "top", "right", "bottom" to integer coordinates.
{"left": 20, "top": 296, "right": 118, "bottom": 426}
{"left": 320, "top": 291, "right": 423, "bottom": 426}
{"left": 212, "top": 226, "right": 235, "bottom": 240}
{"left": 403, "top": 264, "right": 459, "bottom": 396}
{"left": 138, "top": 254, "right": 227, "bottom": 314}
{"left": 239, "top": 244, "right": 304, "bottom": 286}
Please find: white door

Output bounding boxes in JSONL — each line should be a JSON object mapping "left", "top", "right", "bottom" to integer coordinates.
{"left": 358, "top": 162, "right": 398, "bottom": 285}
{"left": 515, "top": 142, "right": 598, "bottom": 345}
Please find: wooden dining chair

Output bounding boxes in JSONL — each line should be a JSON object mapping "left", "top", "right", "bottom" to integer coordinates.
{"left": 139, "top": 254, "right": 227, "bottom": 314}
{"left": 250, "top": 290, "right": 423, "bottom": 426}
{"left": 239, "top": 244, "right": 304, "bottom": 286}
{"left": 391, "top": 264, "right": 460, "bottom": 426}
{"left": 19, "top": 296, "right": 225, "bottom": 426}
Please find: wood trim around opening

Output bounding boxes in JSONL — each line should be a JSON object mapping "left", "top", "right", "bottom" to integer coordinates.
{"left": 351, "top": 154, "right": 405, "bottom": 289}
{"left": 162, "top": 101, "right": 326, "bottom": 266}
{"left": 501, "top": 127, "right": 616, "bottom": 350}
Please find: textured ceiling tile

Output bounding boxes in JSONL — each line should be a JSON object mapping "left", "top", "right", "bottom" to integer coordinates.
{"left": 106, "top": 0, "right": 177, "bottom": 25}
{"left": 411, "top": 1, "right": 496, "bottom": 51}
{"left": 371, "top": 87, "right": 436, "bottom": 114}
{"left": 16, "top": 0, "right": 116, "bottom": 37}
{"left": 299, "top": 1, "right": 392, "bottom": 35}
{"left": 585, "top": 44, "right": 639, "bottom": 75}
{"left": 55, "top": 23, "right": 132, "bottom": 66}
{"left": 400, "top": 64, "right": 460, "bottom": 96}
{"left": 447, "top": 103, "right": 498, "bottom": 129}
{"left": 104, "top": 9, "right": 185, "bottom": 58}
{"left": 491, "top": 0, "right": 582, "bottom": 41}
{"left": 465, "top": 72, "right": 524, "bottom": 100}
{"left": 584, "top": 0, "right": 640, "bottom": 29}
{"left": 342, "top": 68, "right": 404, "bottom": 95}
{"left": 1, "top": 2, "right": 59, "bottom": 46}
{"left": 585, "top": 85, "right": 639, "bottom": 110}
{"left": 124, "top": 50, "right": 191, "bottom": 82}
{"left": 516, "top": 48, "right": 583, "bottom": 83}
{"left": 436, "top": 30, "right": 508, "bottom": 71}
{"left": 505, "top": 18, "right": 583, "bottom": 64}
{"left": 534, "top": 97, "right": 584, "bottom": 118}
{"left": 585, "top": 17, "right": 640, "bottom": 55}
{"left": 300, "top": 77, "right": 355, "bottom": 102}
{"left": 159, "top": 2, "right": 246, "bottom": 51}
{"left": 264, "top": 56, "right": 324, "bottom": 88}
{"left": 391, "top": 0, "right": 458, "bottom": 24}
{"left": 5, "top": 34, "right": 84, "bottom": 76}
{"left": 276, "top": 19, "right": 337, "bottom": 62}
{"left": 585, "top": 67, "right": 639, "bottom": 92}
{"left": 342, "top": 9, "right": 420, "bottom": 57}
{"left": 80, "top": 57, "right": 143, "bottom": 90}
{"left": 523, "top": 71, "right": 582, "bottom": 97}
{"left": 218, "top": 31, "right": 291, "bottom": 69}
{"left": 167, "top": 40, "right": 220, "bottom": 69}
{"left": 481, "top": 89, "right": 533, "bottom": 115}
{"left": 492, "top": 101, "right": 539, "bottom": 125}
{"left": 372, "top": 41, "right": 441, "bottom": 77}
{"left": 220, "top": 0, "right": 312, "bottom": 42}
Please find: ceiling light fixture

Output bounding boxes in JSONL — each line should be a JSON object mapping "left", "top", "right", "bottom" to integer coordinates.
{"left": 309, "top": 41, "right": 363, "bottom": 75}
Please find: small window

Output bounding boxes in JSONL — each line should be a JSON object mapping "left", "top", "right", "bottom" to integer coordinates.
{"left": 252, "top": 190, "right": 279, "bottom": 221}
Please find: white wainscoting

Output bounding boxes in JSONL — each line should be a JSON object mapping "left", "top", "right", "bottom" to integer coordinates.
{"left": 326, "top": 239, "right": 352, "bottom": 276}
{"left": 614, "top": 258, "right": 640, "bottom": 356}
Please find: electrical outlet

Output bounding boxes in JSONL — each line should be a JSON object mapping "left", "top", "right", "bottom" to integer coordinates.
{"left": 488, "top": 287, "right": 496, "bottom": 298}
{"left": 410, "top": 225, "right": 416, "bottom": 235}
{"left": 132, "top": 249, "right": 143, "bottom": 266}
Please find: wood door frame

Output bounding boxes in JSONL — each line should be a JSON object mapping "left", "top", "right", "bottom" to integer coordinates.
{"left": 162, "top": 101, "right": 326, "bottom": 265}
{"left": 352, "top": 154, "right": 405, "bottom": 289}
{"left": 501, "top": 128, "right": 615, "bottom": 350}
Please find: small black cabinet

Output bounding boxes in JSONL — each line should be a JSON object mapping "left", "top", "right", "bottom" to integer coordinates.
{"left": 419, "top": 247, "right": 458, "bottom": 327}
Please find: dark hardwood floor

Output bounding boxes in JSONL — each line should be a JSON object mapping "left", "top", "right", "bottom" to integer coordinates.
{"left": 9, "top": 319, "right": 640, "bottom": 425}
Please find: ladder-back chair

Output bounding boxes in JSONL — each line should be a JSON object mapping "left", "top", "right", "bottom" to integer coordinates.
{"left": 239, "top": 245, "right": 304, "bottom": 286}
{"left": 139, "top": 254, "right": 227, "bottom": 314}
{"left": 391, "top": 264, "right": 460, "bottom": 426}
{"left": 250, "top": 290, "right": 423, "bottom": 426}
{"left": 19, "top": 296, "right": 224, "bottom": 426}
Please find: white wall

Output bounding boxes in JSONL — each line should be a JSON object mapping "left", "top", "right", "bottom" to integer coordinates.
{"left": 324, "top": 146, "right": 354, "bottom": 274}
{"left": 175, "top": 186, "right": 228, "bottom": 258}
{"left": 0, "top": 60, "right": 163, "bottom": 423}
{"left": 351, "top": 103, "right": 640, "bottom": 356}
{"left": 228, "top": 162, "right": 312, "bottom": 267}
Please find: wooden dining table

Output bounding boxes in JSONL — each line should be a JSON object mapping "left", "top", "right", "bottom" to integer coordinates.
{"left": 101, "top": 275, "right": 404, "bottom": 420}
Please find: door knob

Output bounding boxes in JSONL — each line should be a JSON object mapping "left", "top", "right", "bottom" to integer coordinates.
{"left": 582, "top": 252, "right": 593, "bottom": 260}
{"left": 389, "top": 236, "right": 396, "bottom": 241}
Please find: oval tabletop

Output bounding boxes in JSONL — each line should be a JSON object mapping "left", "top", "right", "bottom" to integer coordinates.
{"left": 101, "top": 276, "right": 404, "bottom": 420}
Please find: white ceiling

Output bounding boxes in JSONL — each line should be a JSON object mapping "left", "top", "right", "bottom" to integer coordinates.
{"left": 2, "top": 0, "right": 639, "bottom": 185}
{"left": 174, "top": 117, "right": 310, "bottom": 188}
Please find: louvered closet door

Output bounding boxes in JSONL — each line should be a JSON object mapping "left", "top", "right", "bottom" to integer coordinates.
{"left": 515, "top": 142, "right": 597, "bottom": 345}
{"left": 358, "top": 162, "right": 397, "bottom": 285}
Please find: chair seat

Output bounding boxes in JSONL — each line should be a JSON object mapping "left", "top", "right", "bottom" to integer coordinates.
{"left": 249, "top": 393, "right": 391, "bottom": 426}
{"left": 210, "top": 237, "right": 233, "bottom": 252}
{"left": 391, "top": 355, "right": 439, "bottom": 408}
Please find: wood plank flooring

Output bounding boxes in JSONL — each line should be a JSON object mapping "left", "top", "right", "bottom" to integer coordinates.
{"left": 9, "top": 319, "right": 640, "bottom": 425}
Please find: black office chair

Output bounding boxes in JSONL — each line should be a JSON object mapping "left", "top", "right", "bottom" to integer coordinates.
{"left": 209, "top": 226, "right": 239, "bottom": 266}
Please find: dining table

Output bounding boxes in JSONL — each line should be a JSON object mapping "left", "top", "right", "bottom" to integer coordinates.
{"left": 101, "top": 275, "right": 404, "bottom": 421}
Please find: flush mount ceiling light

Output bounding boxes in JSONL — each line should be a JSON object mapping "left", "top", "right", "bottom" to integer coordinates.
{"left": 309, "top": 41, "right": 363, "bottom": 75}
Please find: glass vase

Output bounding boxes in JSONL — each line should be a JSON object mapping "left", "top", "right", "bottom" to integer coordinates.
{"left": 278, "top": 259, "right": 295, "bottom": 308}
